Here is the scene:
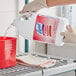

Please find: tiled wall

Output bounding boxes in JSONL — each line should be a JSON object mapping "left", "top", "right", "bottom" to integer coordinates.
{"left": 0, "top": 0, "right": 17, "bottom": 36}
{"left": 47, "top": 44, "right": 76, "bottom": 59}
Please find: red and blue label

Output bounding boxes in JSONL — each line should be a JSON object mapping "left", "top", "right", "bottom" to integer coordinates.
{"left": 33, "top": 15, "right": 59, "bottom": 44}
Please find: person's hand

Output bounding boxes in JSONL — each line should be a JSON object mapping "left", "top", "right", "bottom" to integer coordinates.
{"left": 19, "top": 0, "right": 47, "bottom": 14}
{"left": 60, "top": 26, "right": 76, "bottom": 43}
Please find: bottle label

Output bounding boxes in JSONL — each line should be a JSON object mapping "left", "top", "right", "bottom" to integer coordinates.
{"left": 33, "top": 15, "right": 59, "bottom": 44}
{"left": 35, "top": 22, "right": 44, "bottom": 35}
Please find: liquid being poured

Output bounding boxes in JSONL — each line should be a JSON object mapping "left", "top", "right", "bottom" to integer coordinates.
{"left": 4, "top": 24, "right": 13, "bottom": 39}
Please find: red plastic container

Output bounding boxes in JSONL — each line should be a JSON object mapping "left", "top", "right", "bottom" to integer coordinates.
{"left": 0, "top": 37, "right": 16, "bottom": 69}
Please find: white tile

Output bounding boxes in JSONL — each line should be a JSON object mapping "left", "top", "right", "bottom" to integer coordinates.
{"left": 72, "top": 5, "right": 76, "bottom": 31}
{"left": 0, "top": 0, "right": 16, "bottom": 11}
{"left": 0, "top": 12, "right": 16, "bottom": 36}
{"left": 54, "top": 71, "right": 75, "bottom": 76}
{"left": 29, "top": 41, "right": 47, "bottom": 54}
{"left": 47, "top": 44, "right": 76, "bottom": 59}
{"left": 18, "top": 35, "right": 25, "bottom": 53}
{"left": 18, "top": 0, "right": 25, "bottom": 11}
{"left": 35, "top": 42, "right": 47, "bottom": 54}
{"left": 29, "top": 40, "right": 36, "bottom": 53}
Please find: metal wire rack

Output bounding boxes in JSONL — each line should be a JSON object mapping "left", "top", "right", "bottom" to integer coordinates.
{"left": 0, "top": 64, "right": 42, "bottom": 76}
{"left": 0, "top": 54, "right": 74, "bottom": 76}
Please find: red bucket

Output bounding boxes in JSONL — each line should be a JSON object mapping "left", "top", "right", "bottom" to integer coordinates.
{"left": 0, "top": 37, "right": 16, "bottom": 68}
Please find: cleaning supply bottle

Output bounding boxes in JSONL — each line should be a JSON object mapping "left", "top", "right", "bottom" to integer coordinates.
{"left": 13, "top": 13, "right": 69, "bottom": 46}
{"left": 33, "top": 14, "right": 69, "bottom": 46}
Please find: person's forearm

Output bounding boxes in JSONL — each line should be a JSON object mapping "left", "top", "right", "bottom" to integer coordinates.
{"left": 46, "top": 0, "right": 76, "bottom": 7}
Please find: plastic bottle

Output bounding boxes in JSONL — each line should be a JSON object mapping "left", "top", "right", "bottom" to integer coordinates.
{"left": 13, "top": 13, "right": 69, "bottom": 46}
